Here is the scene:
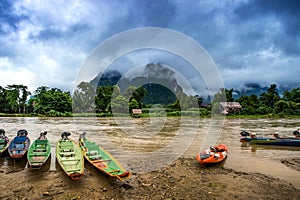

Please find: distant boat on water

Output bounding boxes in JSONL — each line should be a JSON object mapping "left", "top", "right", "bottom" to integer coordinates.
{"left": 240, "top": 130, "right": 300, "bottom": 147}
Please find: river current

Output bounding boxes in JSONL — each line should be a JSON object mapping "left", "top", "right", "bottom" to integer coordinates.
{"left": 1, "top": 117, "right": 299, "bottom": 188}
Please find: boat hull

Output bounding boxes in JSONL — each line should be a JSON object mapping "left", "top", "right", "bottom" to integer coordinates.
{"left": 79, "top": 137, "right": 131, "bottom": 181}
{"left": 196, "top": 144, "right": 228, "bottom": 166}
{"left": 250, "top": 139, "right": 300, "bottom": 147}
{"left": 0, "top": 139, "right": 9, "bottom": 156}
{"left": 240, "top": 137, "right": 300, "bottom": 147}
{"left": 8, "top": 136, "right": 30, "bottom": 159}
{"left": 27, "top": 138, "right": 51, "bottom": 169}
{"left": 56, "top": 139, "right": 84, "bottom": 180}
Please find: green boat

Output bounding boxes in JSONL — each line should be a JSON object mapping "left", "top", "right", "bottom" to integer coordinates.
{"left": 56, "top": 132, "right": 84, "bottom": 180}
{"left": 79, "top": 133, "right": 131, "bottom": 181}
{"left": 0, "top": 129, "right": 9, "bottom": 156}
{"left": 27, "top": 132, "right": 51, "bottom": 169}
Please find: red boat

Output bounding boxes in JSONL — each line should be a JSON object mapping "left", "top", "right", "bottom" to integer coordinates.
{"left": 196, "top": 144, "right": 228, "bottom": 166}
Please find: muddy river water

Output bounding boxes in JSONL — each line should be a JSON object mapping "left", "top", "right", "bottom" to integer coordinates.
{"left": 1, "top": 117, "right": 299, "bottom": 188}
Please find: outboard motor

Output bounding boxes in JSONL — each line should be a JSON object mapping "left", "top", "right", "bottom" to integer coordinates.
{"left": 273, "top": 132, "right": 280, "bottom": 138}
{"left": 17, "top": 129, "right": 28, "bottom": 136}
{"left": 79, "top": 132, "right": 86, "bottom": 140}
{"left": 240, "top": 130, "right": 251, "bottom": 137}
{"left": 61, "top": 131, "right": 71, "bottom": 140}
{"left": 39, "top": 131, "right": 47, "bottom": 140}
{"left": 293, "top": 129, "right": 300, "bottom": 137}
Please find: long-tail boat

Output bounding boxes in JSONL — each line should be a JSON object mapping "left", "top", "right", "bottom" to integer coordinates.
{"left": 0, "top": 129, "right": 9, "bottom": 156}
{"left": 27, "top": 132, "right": 51, "bottom": 169}
{"left": 56, "top": 132, "right": 84, "bottom": 180}
{"left": 8, "top": 129, "right": 30, "bottom": 159}
{"left": 240, "top": 131, "right": 300, "bottom": 147}
{"left": 79, "top": 133, "right": 131, "bottom": 181}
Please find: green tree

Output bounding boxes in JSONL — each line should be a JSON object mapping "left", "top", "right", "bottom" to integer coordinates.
{"left": 20, "top": 85, "right": 31, "bottom": 113}
{"left": 124, "top": 86, "right": 146, "bottom": 108}
{"left": 32, "top": 86, "right": 49, "bottom": 114}
{"left": 225, "top": 88, "right": 234, "bottom": 102}
{"left": 259, "top": 84, "right": 280, "bottom": 109}
{"left": 111, "top": 95, "right": 128, "bottom": 114}
{"left": 195, "top": 95, "right": 204, "bottom": 106}
{"left": 274, "top": 100, "right": 290, "bottom": 113}
{"left": 0, "top": 86, "right": 7, "bottom": 112}
{"left": 73, "top": 82, "right": 95, "bottom": 113}
{"left": 95, "top": 85, "right": 115, "bottom": 113}
{"left": 129, "top": 99, "right": 139, "bottom": 111}
{"left": 32, "top": 86, "right": 72, "bottom": 115}
{"left": 211, "top": 89, "right": 226, "bottom": 114}
{"left": 282, "top": 87, "right": 300, "bottom": 114}
{"left": 283, "top": 88, "right": 300, "bottom": 103}
{"left": 237, "top": 94, "right": 260, "bottom": 115}
{"left": 5, "top": 85, "right": 20, "bottom": 113}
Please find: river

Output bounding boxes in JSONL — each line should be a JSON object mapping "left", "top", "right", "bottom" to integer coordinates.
{"left": 1, "top": 117, "right": 299, "bottom": 188}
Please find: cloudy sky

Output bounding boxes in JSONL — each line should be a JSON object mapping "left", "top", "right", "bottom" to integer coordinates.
{"left": 0, "top": 0, "right": 299, "bottom": 94}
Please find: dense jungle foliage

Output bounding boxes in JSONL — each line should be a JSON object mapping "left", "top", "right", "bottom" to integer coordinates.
{"left": 0, "top": 83, "right": 299, "bottom": 117}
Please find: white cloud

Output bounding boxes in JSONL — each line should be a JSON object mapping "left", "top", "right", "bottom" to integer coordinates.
{"left": 0, "top": 57, "right": 35, "bottom": 91}
{"left": 0, "top": 1, "right": 131, "bottom": 92}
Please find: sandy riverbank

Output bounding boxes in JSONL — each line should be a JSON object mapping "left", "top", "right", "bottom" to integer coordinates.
{"left": 0, "top": 157, "right": 299, "bottom": 200}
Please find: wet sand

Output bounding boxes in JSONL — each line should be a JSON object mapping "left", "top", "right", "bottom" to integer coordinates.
{"left": 0, "top": 156, "right": 299, "bottom": 200}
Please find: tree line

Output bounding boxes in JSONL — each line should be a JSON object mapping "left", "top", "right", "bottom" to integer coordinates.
{"left": 0, "top": 83, "right": 299, "bottom": 117}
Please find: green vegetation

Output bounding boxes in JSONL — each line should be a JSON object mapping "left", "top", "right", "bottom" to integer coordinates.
{"left": 235, "top": 84, "right": 300, "bottom": 116}
{"left": 0, "top": 83, "right": 299, "bottom": 117}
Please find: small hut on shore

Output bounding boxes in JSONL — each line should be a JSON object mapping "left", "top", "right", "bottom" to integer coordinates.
{"left": 220, "top": 102, "right": 242, "bottom": 114}
{"left": 132, "top": 109, "right": 142, "bottom": 117}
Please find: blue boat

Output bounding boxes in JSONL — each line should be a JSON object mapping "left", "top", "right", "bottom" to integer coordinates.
{"left": 240, "top": 131, "right": 300, "bottom": 147}
{"left": 250, "top": 138, "right": 300, "bottom": 147}
{"left": 8, "top": 129, "right": 31, "bottom": 159}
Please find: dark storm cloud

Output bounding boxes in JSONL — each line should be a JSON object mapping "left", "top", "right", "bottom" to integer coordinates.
{"left": 98, "top": 0, "right": 177, "bottom": 43}
{"left": 234, "top": 0, "right": 300, "bottom": 55}
{"left": 0, "top": 0, "right": 299, "bottom": 92}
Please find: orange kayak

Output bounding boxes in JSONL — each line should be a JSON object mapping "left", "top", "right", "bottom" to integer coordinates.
{"left": 196, "top": 144, "right": 228, "bottom": 166}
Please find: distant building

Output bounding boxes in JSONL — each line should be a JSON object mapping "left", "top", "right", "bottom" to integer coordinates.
{"left": 132, "top": 109, "right": 142, "bottom": 117}
{"left": 200, "top": 103, "right": 210, "bottom": 108}
{"left": 220, "top": 102, "right": 242, "bottom": 114}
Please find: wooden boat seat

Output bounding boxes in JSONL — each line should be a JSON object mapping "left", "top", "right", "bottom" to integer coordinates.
{"left": 30, "top": 152, "right": 47, "bottom": 156}
{"left": 14, "top": 148, "right": 25, "bottom": 151}
{"left": 61, "top": 148, "right": 74, "bottom": 152}
{"left": 89, "top": 155, "right": 102, "bottom": 160}
{"left": 86, "top": 148, "right": 98, "bottom": 156}
{"left": 61, "top": 159, "right": 81, "bottom": 166}
{"left": 60, "top": 151, "right": 75, "bottom": 157}
{"left": 61, "top": 158, "right": 80, "bottom": 162}
{"left": 91, "top": 159, "right": 111, "bottom": 163}
{"left": 66, "top": 168, "right": 82, "bottom": 172}
{"left": 34, "top": 149, "right": 46, "bottom": 152}
{"left": 109, "top": 169, "right": 120, "bottom": 173}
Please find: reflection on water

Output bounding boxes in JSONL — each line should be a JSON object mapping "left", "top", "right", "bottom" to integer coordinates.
{"left": 0, "top": 117, "right": 300, "bottom": 188}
